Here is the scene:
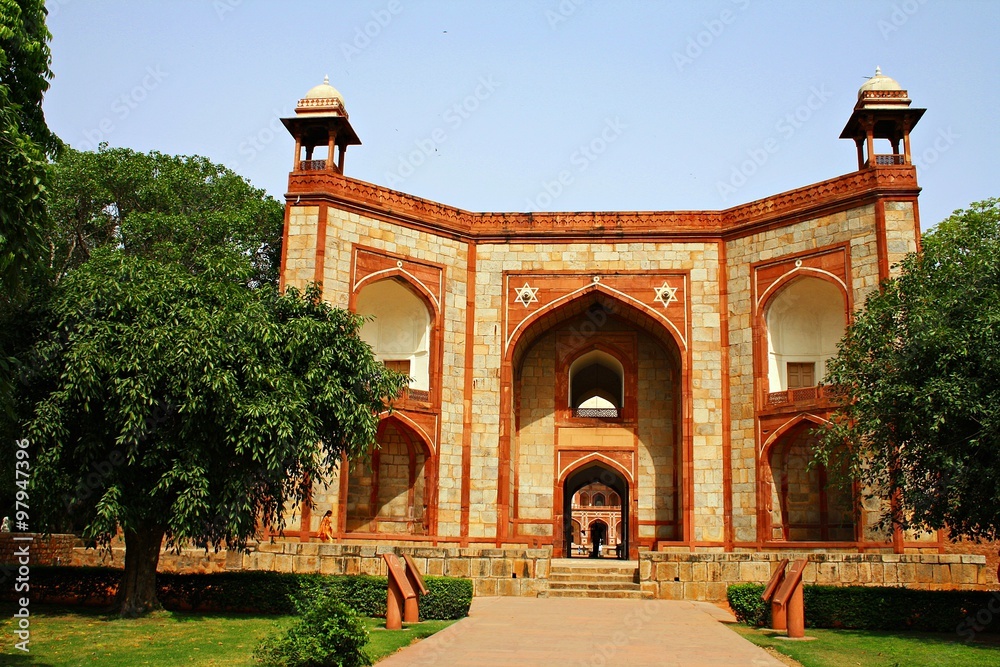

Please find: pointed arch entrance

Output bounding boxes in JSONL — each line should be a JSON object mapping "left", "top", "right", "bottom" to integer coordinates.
{"left": 502, "top": 288, "right": 688, "bottom": 555}
{"left": 561, "top": 462, "right": 630, "bottom": 559}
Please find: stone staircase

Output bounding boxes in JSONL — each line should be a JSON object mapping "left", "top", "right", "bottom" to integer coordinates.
{"left": 539, "top": 558, "right": 652, "bottom": 599}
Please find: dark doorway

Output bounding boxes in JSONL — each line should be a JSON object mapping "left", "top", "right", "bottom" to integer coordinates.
{"left": 588, "top": 520, "right": 608, "bottom": 557}
{"left": 563, "top": 463, "right": 629, "bottom": 559}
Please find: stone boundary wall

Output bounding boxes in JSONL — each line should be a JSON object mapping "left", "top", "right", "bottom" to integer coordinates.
{"left": 42, "top": 537, "right": 995, "bottom": 604}
{"left": 69, "top": 542, "right": 552, "bottom": 597}
{"left": 639, "top": 552, "right": 992, "bottom": 602}
{"left": 0, "top": 534, "right": 78, "bottom": 566}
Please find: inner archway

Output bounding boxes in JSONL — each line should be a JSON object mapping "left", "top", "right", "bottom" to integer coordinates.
{"left": 563, "top": 463, "right": 629, "bottom": 559}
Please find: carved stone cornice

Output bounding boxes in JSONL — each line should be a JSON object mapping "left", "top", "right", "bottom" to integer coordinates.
{"left": 286, "top": 165, "right": 918, "bottom": 242}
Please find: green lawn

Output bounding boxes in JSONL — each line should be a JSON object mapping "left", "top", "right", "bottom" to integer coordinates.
{"left": 0, "top": 605, "right": 454, "bottom": 666}
{"left": 730, "top": 624, "right": 1000, "bottom": 667}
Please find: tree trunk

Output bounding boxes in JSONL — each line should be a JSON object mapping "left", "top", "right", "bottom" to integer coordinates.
{"left": 117, "top": 525, "right": 165, "bottom": 618}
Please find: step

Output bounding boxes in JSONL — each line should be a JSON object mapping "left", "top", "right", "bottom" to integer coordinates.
{"left": 539, "top": 589, "right": 650, "bottom": 600}
{"left": 549, "top": 565, "right": 638, "bottom": 575}
{"left": 548, "top": 572, "right": 637, "bottom": 584}
{"left": 547, "top": 581, "right": 642, "bottom": 591}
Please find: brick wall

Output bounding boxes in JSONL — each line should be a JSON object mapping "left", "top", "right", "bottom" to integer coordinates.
{"left": 0, "top": 534, "right": 78, "bottom": 566}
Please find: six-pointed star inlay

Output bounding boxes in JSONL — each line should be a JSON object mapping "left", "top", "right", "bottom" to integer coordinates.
{"left": 653, "top": 282, "right": 678, "bottom": 307}
{"left": 514, "top": 283, "right": 540, "bottom": 307}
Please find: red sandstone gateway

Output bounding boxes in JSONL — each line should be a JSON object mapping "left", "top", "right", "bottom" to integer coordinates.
{"left": 253, "top": 69, "right": 989, "bottom": 600}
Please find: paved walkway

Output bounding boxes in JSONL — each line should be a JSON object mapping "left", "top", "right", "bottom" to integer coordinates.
{"left": 376, "top": 596, "right": 785, "bottom": 666}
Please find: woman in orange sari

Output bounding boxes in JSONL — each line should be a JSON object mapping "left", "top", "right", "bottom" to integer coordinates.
{"left": 317, "top": 510, "right": 334, "bottom": 542}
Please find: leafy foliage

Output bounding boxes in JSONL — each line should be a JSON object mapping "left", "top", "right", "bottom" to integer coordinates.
{"left": 23, "top": 250, "right": 405, "bottom": 552}
{"left": 254, "top": 593, "right": 372, "bottom": 667}
{"left": 0, "top": 0, "right": 58, "bottom": 297}
{"left": 419, "top": 576, "right": 474, "bottom": 621}
{"left": 0, "top": 567, "right": 475, "bottom": 620}
{"left": 726, "top": 583, "right": 1000, "bottom": 634}
{"left": 815, "top": 199, "right": 1000, "bottom": 541}
{"left": 726, "top": 583, "right": 770, "bottom": 626}
{"left": 44, "top": 145, "right": 284, "bottom": 286}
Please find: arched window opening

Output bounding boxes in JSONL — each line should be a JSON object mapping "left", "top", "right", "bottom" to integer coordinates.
{"left": 593, "top": 493, "right": 606, "bottom": 507}
{"left": 345, "top": 420, "right": 429, "bottom": 535}
{"left": 578, "top": 492, "right": 591, "bottom": 507}
{"left": 765, "top": 277, "right": 846, "bottom": 394}
{"left": 766, "top": 423, "right": 855, "bottom": 542}
{"left": 609, "top": 492, "right": 620, "bottom": 507}
{"left": 356, "top": 278, "right": 432, "bottom": 395}
{"left": 569, "top": 350, "right": 624, "bottom": 418}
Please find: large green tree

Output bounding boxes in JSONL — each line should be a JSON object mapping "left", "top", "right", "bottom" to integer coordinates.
{"left": 0, "top": 0, "right": 59, "bottom": 296}
{"left": 815, "top": 198, "right": 1000, "bottom": 541}
{"left": 1, "top": 145, "right": 283, "bottom": 413}
{"left": 7, "top": 148, "right": 402, "bottom": 617}
{"left": 44, "top": 145, "right": 284, "bottom": 286}
{"left": 23, "top": 249, "right": 405, "bottom": 617}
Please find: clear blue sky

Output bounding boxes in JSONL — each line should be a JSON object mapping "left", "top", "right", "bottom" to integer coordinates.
{"left": 42, "top": 0, "right": 999, "bottom": 229}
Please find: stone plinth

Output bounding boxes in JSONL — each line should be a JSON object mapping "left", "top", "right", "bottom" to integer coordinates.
{"left": 639, "top": 551, "right": 992, "bottom": 602}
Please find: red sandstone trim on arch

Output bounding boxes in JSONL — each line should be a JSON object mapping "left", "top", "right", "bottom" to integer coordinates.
{"left": 505, "top": 281, "right": 688, "bottom": 358}
{"left": 555, "top": 457, "right": 636, "bottom": 559}
{"left": 752, "top": 253, "right": 854, "bottom": 414}
{"left": 350, "top": 265, "right": 444, "bottom": 411}
{"left": 760, "top": 413, "right": 830, "bottom": 459}
{"left": 557, "top": 452, "right": 635, "bottom": 486}
{"left": 559, "top": 339, "right": 637, "bottom": 423}
{"left": 496, "top": 287, "right": 692, "bottom": 547}
{"left": 756, "top": 414, "right": 856, "bottom": 544}
{"left": 756, "top": 267, "right": 851, "bottom": 312}
{"left": 354, "top": 267, "right": 441, "bottom": 313}
{"left": 337, "top": 413, "right": 439, "bottom": 538}
{"left": 378, "top": 410, "right": 437, "bottom": 456}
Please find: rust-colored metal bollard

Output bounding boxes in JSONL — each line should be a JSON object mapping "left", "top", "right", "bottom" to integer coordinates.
{"left": 773, "top": 559, "right": 807, "bottom": 639}
{"left": 402, "top": 554, "right": 429, "bottom": 624}
{"left": 761, "top": 558, "right": 789, "bottom": 631}
{"left": 382, "top": 553, "right": 416, "bottom": 630}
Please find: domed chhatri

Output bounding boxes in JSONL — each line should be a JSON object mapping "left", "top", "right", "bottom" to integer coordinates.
{"left": 281, "top": 75, "right": 361, "bottom": 175}
{"left": 296, "top": 75, "right": 348, "bottom": 117}
{"left": 840, "top": 65, "right": 924, "bottom": 169}
{"left": 858, "top": 66, "right": 905, "bottom": 97}
{"left": 304, "top": 75, "right": 345, "bottom": 104}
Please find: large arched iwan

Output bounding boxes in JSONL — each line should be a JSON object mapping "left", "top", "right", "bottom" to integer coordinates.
{"left": 498, "top": 287, "right": 691, "bottom": 551}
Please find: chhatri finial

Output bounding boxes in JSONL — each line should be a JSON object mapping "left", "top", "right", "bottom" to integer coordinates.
{"left": 323, "top": 74, "right": 330, "bottom": 85}
{"left": 874, "top": 66, "right": 882, "bottom": 77}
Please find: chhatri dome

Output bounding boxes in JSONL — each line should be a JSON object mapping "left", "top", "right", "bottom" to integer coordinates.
{"left": 304, "top": 75, "right": 344, "bottom": 103}
{"left": 858, "top": 66, "right": 906, "bottom": 98}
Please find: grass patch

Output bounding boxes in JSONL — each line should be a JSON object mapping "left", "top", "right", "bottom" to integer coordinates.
{"left": 730, "top": 623, "right": 1000, "bottom": 667}
{"left": 0, "top": 604, "right": 454, "bottom": 666}
{"left": 364, "top": 618, "right": 454, "bottom": 662}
